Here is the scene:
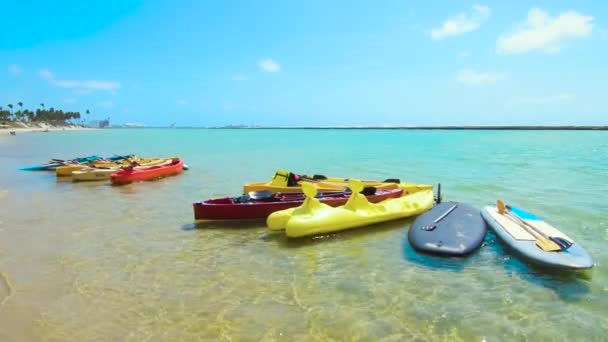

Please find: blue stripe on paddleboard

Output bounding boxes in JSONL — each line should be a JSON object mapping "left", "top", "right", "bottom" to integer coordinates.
{"left": 510, "top": 207, "right": 540, "bottom": 221}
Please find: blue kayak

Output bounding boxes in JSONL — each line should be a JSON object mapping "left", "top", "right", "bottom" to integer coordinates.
{"left": 19, "top": 155, "right": 103, "bottom": 171}
{"left": 482, "top": 205, "right": 593, "bottom": 270}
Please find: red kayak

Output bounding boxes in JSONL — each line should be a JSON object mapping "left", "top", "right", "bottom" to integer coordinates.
{"left": 111, "top": 158, "right": 184, "bottom": 185}
{"left": 193, "top": 188, "right": 403, "bottom": 220}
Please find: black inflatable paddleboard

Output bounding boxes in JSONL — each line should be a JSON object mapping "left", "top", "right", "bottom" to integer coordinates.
{"left": 408, "top": 202, "right": 487, "bottom": 256}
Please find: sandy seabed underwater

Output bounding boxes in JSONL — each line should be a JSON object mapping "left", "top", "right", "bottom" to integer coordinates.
{"left": 0, "top": 128, "right": 607, "bottom": 341}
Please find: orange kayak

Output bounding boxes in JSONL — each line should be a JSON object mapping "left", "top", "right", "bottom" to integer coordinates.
{"left": 110, "top": 158, "right": 184, "bottom": 185}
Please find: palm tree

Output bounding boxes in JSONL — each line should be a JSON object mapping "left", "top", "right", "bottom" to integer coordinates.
{"left": 7, "top": 104, "right": 13, "bottom": 120}
{"left": 16, "top": 102, "right": 24, "bottom": 121}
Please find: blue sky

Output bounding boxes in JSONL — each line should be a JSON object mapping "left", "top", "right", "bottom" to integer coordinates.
{"left": 1, "top": 0, "right": 606, "bottom": 126}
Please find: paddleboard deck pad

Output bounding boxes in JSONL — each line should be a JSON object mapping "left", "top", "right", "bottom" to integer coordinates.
{"left": 482, "top": 206, "right": 593, "bottom": 270}
{"left": 408, "top": 202, "right": 487, "bottom": 256}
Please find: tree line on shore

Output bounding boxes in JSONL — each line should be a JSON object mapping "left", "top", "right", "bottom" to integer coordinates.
{"left": 0, "top": 102, "right": 90, "bottom": 125}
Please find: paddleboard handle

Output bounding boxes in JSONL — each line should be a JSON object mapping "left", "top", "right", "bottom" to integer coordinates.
{"left": 422, "top": 204, "right": 457, "bottom": 231}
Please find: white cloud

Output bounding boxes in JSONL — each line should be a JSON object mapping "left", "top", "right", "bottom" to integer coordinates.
{"left": 431, "top": 5, "right": 491, "bottom": 40}
{"left": 259, "top": 58, "right": 281, "bottom": 73}
{"left": 8, "top": 64, "right": 21, "bottom": 75}
{"left": 456, "top": 69, "right": 504, "bottom": 85}
{"left": 39, "top": 69, "right": 53, "bottom": 79}
{"left": 511, "top": 93, "right": 575, "bottom": 104}
{"left": 63, "top": 98, "right": 77, "bottom": 104}
{"left": 176, "top": 99, "right": 187, "bottom": 105}
{"left": 497, "top": 9, "right": 593, "bottom": 54}
{"left": 40, "top": 68, "right": 121, "bottom": 93}
{"left": 231, "top": 74, "right": 248, "bottom": 81}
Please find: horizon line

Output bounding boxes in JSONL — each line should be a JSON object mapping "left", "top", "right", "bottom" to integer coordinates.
{"left": 109, "top": 125, "right": 608, "bottom": 131}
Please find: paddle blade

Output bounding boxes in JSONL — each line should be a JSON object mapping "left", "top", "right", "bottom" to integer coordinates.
{"left": 497, "top": 200, "right": 506, "bottom": 214}
{"left": 535, "top": 238, "right": 562, "bottom": 252}
{"left": 550, "top": 236, "right": 573, "bottom": 251}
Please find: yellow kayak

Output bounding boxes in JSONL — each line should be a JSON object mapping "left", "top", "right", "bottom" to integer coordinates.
{"left": 55, "top": 159, "right": 133, "bottom": 176}
{"left": 55, "top": 164, "right": 90, "bottom": 176}
{"left": 55, "top": 161, "right": 131, "bottom": 176}
{"left": 267, "top": 180, "right": 434, "bottom": 238}
{"left": 56, "top": 157, "right": 162, "bottom": 176}
{"left": 243, "top": 170, "right": 432, "bottom": 194}
{"left": 71, "top": 158, "right": 175, "bottom": 182}
{"left": 71, "top": 168, "right": 117, "bottom": 181}
{"left": 244, "top": 180, "right": 347, "bottom": 193}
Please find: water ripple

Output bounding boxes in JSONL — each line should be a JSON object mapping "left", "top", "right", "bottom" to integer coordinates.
{"left": 0, "top": 129, "right": 606, "bottom": 340}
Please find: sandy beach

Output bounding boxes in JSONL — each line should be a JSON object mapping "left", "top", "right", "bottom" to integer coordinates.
{"left": 0, "top": 123, "right": 93, "bottom": 136}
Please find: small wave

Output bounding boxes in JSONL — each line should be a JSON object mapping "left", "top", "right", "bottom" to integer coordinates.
{"left": 0, "top": 271, "right": 14, "bottom": 309}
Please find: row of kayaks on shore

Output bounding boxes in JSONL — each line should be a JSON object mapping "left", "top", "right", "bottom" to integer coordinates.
{"left": 193, "top": 170, "right": 593, "bottom": 271}
{"left": 19, "top": 154, "right": 187, "bottom": 184}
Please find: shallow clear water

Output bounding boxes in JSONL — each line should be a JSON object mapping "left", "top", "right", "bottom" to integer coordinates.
{"left": 0, "top": 129, "right": 607, "bottom": 341}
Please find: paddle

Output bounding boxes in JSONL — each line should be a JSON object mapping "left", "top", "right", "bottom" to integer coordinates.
{"left": 496, "top": 200, "right": 569, "bottom": 252}
{"left": 422, "top": 203, "right": 457, "bottom": 231}
{"left": 51, "top": 158, "right": 78, "bottom": 165}
{"left": 51, "top": 156, "right": 99, "bottom": 164}
{"left": 505, "top": 203, "right": 572, "bottom": 251}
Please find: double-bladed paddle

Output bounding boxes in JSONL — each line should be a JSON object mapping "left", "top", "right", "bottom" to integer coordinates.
{"left": 496, "top": 200, "right": 571, "bottom": 252}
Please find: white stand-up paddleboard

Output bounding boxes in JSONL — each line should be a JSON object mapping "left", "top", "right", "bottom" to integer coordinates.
{"left": 482, "top": 206, "right": 593, "bottom": 270}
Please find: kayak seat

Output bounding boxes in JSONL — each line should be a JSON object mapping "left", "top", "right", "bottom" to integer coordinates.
{"left": 233, "top": 195, "right": 251, "bottom": 203}
{"left": 271, "top": 170, "right": 302, "bottom": 187}
{"left": 360, "top": 187, "right": 377, "bottom": 196}
{"left": 234, "top": 194, "right": 276, "bottom": 203}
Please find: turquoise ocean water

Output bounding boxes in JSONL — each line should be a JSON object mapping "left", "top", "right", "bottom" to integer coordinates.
{"left": 0, "top": 129, "right": 607, "bottom": 340}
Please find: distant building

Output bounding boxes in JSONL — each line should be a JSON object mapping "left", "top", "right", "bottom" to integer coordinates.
{"left": 88, "top": 118, "right": 111, "bottom": 128}
{"left": 123, "top": 123, "right": 145, "bottom": 128}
